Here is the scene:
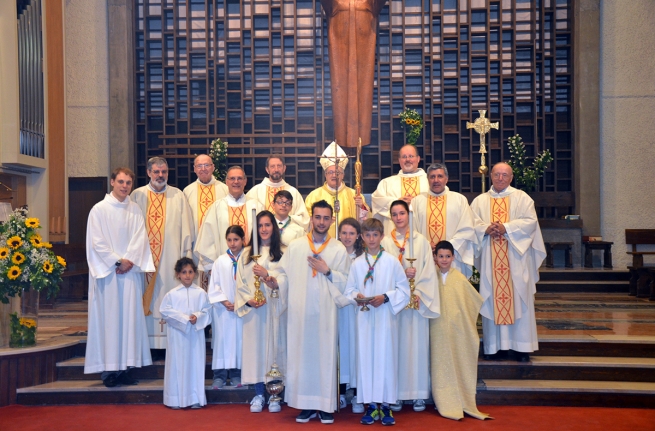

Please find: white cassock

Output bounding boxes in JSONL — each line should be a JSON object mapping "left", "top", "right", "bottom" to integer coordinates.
{"left": 275, "top": 236, "right": 351, "bottom": 413}
{"left": 412, "top": 187, "right": 478, "bottom": 278}
{"left": 160, "top": 284, "right": 211, "bottom": 408}
{"left": 338, "top": 252, "right": 359, "bottom": 388}
{"left": 344, "top": 251, "right": 410, "bottom": 404}
{"left": 371, "top": 169, "right": 429, "bottom": 234}
{"left": 194, "top": 194, "right": 261, "bottom": 271}
{"left": 276, "top": 217, "right": 306, "bottom": 250}
{"left": 234, "top": 247, "right": 288, "bottom": 384}
{"left": 470, "top": 186, "right": 546, "bottom": 354}
{"left": 381, "top": 231, "right": 440, "bottom": 401}
{"left": 131, "top": 184, "right": 195, "bottom": 349}
{"left": 208, "top": 252, "right": 243, "bottom": 370}
{"left": 84, "top": 194, "right": 155, "bottom": 374}
{"left": 246, "top": 178, "right": 310, "bottom": 230}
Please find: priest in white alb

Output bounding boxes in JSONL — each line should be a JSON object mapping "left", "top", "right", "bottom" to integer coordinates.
{"left": 183, "top": 154, "right": 228, "bottom": 288}
{"left": 195, "top": 166, "right": 261, "bottom": 270}
{"left": 304, "top": 141, "right": 370, "bottom": 239}
{"left": 274, "top": 200, "right": 351, "bottom": 424}
{"left": 131, "top": 157, "right": 195, "bottom": 349}
{"left": 246, "top": 156, "right": 310, "bottom": 230}
{"left": 412, "top": 162, "right": 478, "bottom": 278}
{"left": 371, "top": 144, "right": 429, "bottom": 233}
{"left": 85, "top": 167, "right": 155, "bottom": 388}
{"left": 470, "top": 162, "right": 546, "bottom": 362}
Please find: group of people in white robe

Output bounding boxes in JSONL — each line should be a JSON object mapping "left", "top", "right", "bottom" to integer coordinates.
{"left": 84, "top": 144, "right": 545, "bottom": 425}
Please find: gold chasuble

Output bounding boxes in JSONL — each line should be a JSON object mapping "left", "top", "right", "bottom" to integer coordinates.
{"left": 490, "top": 196, "right": 514, "bottom": 325}
{"left": 401, "top": 176, "right": 420, "bottom": 197}
{"left": 427, "top": 194, "right": 447, "bottom": 245}
{"left": 265, "top": 186, "right": 277, "bottom": 212}
{"left": 229, "top": 205, "right": 249, "bottom": 244}
{"left": 144, "top": 191, "right": 166, "bottom": 315}
{"left": 197, "top": 183, "right": 215, "bottom": 228}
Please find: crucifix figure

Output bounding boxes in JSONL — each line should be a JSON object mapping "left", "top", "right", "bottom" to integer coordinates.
{"left": 467, "top": 110, "right": 499, "bottom": 193}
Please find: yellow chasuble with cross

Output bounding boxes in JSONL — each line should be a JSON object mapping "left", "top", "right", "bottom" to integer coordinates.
{"left": 401, "top": 176, "right": 420, "bottom": 197}
{"left": 427, "top": 194, "right": 447, "bottom": 245}
{"left": 265, "top": 186, "right": 278, "bottom": 212}
{"left": 229, "top": 204, "right": 249, "bottom": 245}
{"left": 143, "top": 191, "right": 166, "bottom": 315}
{"left": 490, "top": 196, "right": 514, "bottom": 325}
{"left": 197, "top": 183, "right": 215, "bottom": 228}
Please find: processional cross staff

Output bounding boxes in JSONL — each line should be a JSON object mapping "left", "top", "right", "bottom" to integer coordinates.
{"left": 467, "top": 110, "right": 499, "bottom": 193}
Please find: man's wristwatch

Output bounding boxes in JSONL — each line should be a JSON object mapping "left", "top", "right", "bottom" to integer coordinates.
{"left": 325, "top": 269, "right": 331, "bottom": 277}
{"left": 383, "top": 294, "right": 390, "bottom": 303}
{"left": 115, "top": 260, "right": 122, "bottom": 267}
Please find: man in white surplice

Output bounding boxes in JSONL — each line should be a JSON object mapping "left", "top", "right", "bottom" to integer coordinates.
{"left": 371, "top": 144, "right": 429, "bottom": 234}
{"left": 470, "top": 162, "right": 546, "bottom": 362}
{"left": 131, "top": 157, "right": 195, "bottom": 350}
{"left": 412, "top": 162, "right": 478, "bottom": 278}
{"left": 183, "top": 154, "right": 228, "bottom": 287}
{"left": 84, "top": 167, "right": 155, "bottom": 388}
{"left": 273, "top": 200, "right": 351, "bottom": 424}
{"left": 246, "top": 156, "right": 310, "bottom": 230}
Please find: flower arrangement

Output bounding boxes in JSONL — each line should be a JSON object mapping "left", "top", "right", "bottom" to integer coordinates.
{"left": 0, "top": 207, "right": 66, "bottom": 304}
{"left": 506, "top": 134, "right": 553, "bottom": 192}
{"left": 399, "top": 108, "right": 424, "bottom": 145}
{"left": 9, "top": 313, "right": 37, "bottom": 347}
{"left": 209, "top": 138, "right": 229, "bottom": 182}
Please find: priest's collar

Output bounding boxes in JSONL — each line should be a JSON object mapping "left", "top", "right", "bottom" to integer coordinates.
{"left": 397, "top": 168, "right": 426, "bottom": 177}
{"left": 226, "top": 193, "right": 246, "bottom": 204}
{"left": 324, "top": 182, "right": 346, "bottom": 193}
{"left": 198, "top": 177, "right": 215, "bottom": 186}
{"left": 428, "top": 186, "right": 450, "bottom": 197}
{"left": 147, "top": 182, "right": 167, "bottom": 193}
{"left": 262, "top": 177, "right": 287, "bottom": 188}
{"left": 489, "top": 185, "right": 515, "bottom": 197}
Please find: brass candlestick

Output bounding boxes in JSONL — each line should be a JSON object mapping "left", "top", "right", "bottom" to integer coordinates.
{"left": 251, "top": 254, "right": 266, "bottom": 304}
{"left": 404, "top": 258, "right": 419, "bottom": 310}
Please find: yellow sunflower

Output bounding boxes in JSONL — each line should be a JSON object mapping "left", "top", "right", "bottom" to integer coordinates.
{"left": 43, "top": 261, "right": 53, "bottom": 273}
{"left": 57, "top": 255, "right": 67, "bottom": 268}
{"left": 12, "top": 252, "right": 25, "bottom": 265}
{"left": 7, "top": 236, "right": 22, "bottom": 249}
{"left": 30, "top": 234, "right": 43, "bottom": 248}
{"left": 25, "top": 218, "right": 40, "bottom": 228}
{"left": 0, "top": 247, "right": 9, "bottom": 259}
{"left": 42, "top": 242, "right": 53, "bottom": 249}
{"left": 7, "top": 265, "right": 21, "bottom": 280}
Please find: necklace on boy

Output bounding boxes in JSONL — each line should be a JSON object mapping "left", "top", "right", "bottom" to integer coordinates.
{"left": 364, "top": 247, "right": 384, "bottom": 285}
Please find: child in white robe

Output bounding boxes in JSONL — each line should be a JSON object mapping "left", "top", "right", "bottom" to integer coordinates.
{"left": 344, "top": 218, "right": 410, "bottom": 426}
{"left": 160, "top": 257, "right": 211, "bottom": 409}
{"left": 208, "top": 225, "right": 245, "bottom": 389}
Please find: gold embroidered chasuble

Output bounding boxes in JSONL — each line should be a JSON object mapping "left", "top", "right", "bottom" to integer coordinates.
{"left": 229, "top": 204, "right": 249, "bottom": 245}
{"left": 144, "top": 191, "right": 166, "bottom": 315}
{"left": 490, "top": 196, "right": 514, "bottom": 325}
{"left": 197, "top": 183, "right": 215, "bottom": 228}
{"left": 427, "top": 194, "right": 447, "bottom": 245}
{"left": 401, "top": 176, "right": 420, "bottom": 197}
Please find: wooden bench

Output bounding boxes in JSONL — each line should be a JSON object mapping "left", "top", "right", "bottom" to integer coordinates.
{"left": 583, "top": 241, "right": 613, "bottom": 269}
{"left": 625, "top": 229, "right": 655, "bottom": 298}
{"left": 544, "top": 242, "right": 574, "bottom": 268}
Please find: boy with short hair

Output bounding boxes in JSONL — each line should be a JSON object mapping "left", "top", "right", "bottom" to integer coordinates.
{"left": 430, "top": 241, "right": 489, "bottom": 421}
{"left": 272, "top": 190, "right": 306, "bottom": 248}
{"left": 344, "top": 218, "right": 410, "bottom": 426}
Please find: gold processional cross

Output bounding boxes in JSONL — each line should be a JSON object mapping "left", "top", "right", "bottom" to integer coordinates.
{"left": 466, "top": 110, "right": 499, "bottom": 193}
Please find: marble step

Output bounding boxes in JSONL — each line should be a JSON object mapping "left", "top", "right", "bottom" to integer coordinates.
{"left": 538, "top": 269, "right": 630, "bottom": 282}
{"left": 16, "top": 379, "right": 255, "bottom": 406}
{"left": 478, "top": 356, "right": 655, "bottom": 382}
{"left": 536, "top": 280, "right": 629, "bottom": 293}
{"left": 476, "top": 379, "right": 655, "bottom": 408}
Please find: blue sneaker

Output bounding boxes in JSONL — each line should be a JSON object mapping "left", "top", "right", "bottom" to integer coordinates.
{"left": 380, "top": 406, "right": 395, "bottom": 426}
{"left": 360, "top": 405, "right": 380, "bottom": 425}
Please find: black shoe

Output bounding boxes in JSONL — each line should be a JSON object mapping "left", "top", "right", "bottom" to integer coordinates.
{"left": 118, "top": 371, "right": 139, "bottom": 385}
{"left": 483, "top": 350, "right": 507, "bottom": 361}
{"left": 102, "top": 374, "right": 119, "bottom": 388}
{"left": 151, "top": 349, "right": 166, "bottom": 361}
{"left": 296, "top": 410, "right": 317, "bottom": 423}
{"left": 515, "top": 352, "right": 530, "bottom": 362}
{"left": 318, "top": 411, "right": 334, "bottom": 424}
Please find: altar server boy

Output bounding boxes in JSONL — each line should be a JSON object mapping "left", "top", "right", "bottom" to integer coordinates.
{"left": 160, "top": 257, "right": 212, "bottom": 409}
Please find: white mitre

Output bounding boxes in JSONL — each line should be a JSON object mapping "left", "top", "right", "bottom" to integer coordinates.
{"left": 320, "top": 141, "right": 348, "bottom": 171}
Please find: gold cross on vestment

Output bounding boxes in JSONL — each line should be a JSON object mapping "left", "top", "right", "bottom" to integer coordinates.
{"left": 467, "top": 110, "right": 499, "bottom": 192}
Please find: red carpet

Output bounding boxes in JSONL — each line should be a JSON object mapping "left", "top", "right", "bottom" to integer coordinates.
{"left": 1, "top": 404, "right": 654, "bottom": 431}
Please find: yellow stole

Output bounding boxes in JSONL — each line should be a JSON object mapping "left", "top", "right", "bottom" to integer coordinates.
{"left": 143, "top": 191, "right": 166, "bottom": 316}
{"left": 197, "top": 183, "right": 215, "bottom": 228}
{"left": 401, "top": 176, "right": 420, "bottom": 197}
{"left": 490, "top": 196, "right": 514, "bottom": 325}
{"left": 427, "top": 194, "right": 447, "bottom": 245}
{"left": 265, "top": 185, "right": 279, "bottom": 212}
{"left": 229, "top": 204, "right": 249, "bottom": 244}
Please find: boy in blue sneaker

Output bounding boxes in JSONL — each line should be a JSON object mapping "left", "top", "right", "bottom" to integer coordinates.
{"left": 344, "top": 219, "right": 410, "bottom": 425}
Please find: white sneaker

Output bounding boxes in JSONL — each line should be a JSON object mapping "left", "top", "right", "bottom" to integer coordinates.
{"left": 212, "top": 378, "right": 225, "bottom": 389}
{"left": 269, "top": 399, "right": 281, "bottom": 413}
{"left": 390, "top": 400, "right": 403, "bottom": 412}
{"left": 340, "top": 394, "right": 347, "bottom": 409}
{"left": 352, "top": 401, "right": 365, "bottom": 414}
{"left": 250, "top": 395, "right": 265, "bottom": 413}
{"left": 413, "top": 399, "right": 426, "bottom": 412}
{"left": 191, "top": 403, "right": 202, "bottom": 409}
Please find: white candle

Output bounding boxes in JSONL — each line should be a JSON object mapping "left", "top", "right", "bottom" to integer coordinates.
{"left": 409, "top": 210, "right": 414, "bottom": 258}
{"left": 252, "top": 208, "right": 258, "bottom": 255}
